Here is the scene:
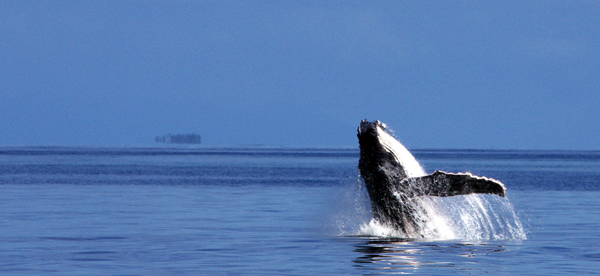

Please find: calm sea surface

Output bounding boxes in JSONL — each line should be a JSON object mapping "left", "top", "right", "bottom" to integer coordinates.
{"left": 1, "top": 147, "right": 600, "bottom": 275}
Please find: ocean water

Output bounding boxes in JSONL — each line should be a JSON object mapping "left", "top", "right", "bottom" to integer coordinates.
{"left": 1, "top": 147, "right": 599, "bottom": 275}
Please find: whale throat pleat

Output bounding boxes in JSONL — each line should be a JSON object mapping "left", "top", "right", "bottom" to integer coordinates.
{"left": 377, "top": 128, "right": 425, "bottom": 178}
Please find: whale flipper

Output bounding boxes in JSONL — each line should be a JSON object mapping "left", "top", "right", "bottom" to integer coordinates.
{"left": 403, "top": 170, "right": 506, "bottom": 197}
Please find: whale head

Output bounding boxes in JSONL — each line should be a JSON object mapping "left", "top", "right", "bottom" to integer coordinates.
{"left": 357, "top": 120, "right": 402, "bottom": 178}
{"left": 357, "top": 120, "right": 425, "bottom": 181}
{"left": 357, "top": 120, "right": 427, "bottom": 232}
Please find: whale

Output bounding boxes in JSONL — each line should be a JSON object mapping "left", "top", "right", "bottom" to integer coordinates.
{"left": 357, "top": 120, "right": 507, "bottom": 236}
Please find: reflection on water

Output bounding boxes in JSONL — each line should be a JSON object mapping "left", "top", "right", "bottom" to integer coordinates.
{"left": 354, "top": 238, "right": 422, "bottom": 272}
{"left": 353, "top": 238, "right": 511, "bottom": 274}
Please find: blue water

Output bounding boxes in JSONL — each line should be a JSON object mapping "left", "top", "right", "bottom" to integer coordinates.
{"left": 1, "top": 147, "right": 600, "bottom": 275}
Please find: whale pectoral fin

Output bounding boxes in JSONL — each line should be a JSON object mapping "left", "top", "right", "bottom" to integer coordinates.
{"left": 411, "top": 170, "right": 507, "bottom": 197}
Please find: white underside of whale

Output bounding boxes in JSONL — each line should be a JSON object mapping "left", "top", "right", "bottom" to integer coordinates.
{"left": 375, "top": 124, "right": 426, "bottom": 178}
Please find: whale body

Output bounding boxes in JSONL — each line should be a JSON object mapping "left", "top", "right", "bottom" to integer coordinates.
{"left": 357, "top": 120, "right": 507, "bottom": 236}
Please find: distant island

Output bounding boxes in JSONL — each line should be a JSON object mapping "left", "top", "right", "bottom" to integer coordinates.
{"left": 155, "top": 133, "right": 201, "bottom": 144}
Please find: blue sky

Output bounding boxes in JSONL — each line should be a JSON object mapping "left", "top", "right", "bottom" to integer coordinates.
{"left": 1, "top": 1, "right": 599, "bottom": 149}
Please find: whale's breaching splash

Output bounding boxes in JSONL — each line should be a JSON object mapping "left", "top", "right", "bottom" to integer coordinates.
{"left": 357, "top": 120, "right": 525, "bottom": 239}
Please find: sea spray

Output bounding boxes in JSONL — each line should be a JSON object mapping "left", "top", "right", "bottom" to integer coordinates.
{"left": 418, "top": 194, "right": 527, "bottom": 240}
{"left": 335, "top": 170, "right": 527, "bottom": 240}
{"left": 331, "top": 178, "right": 373, "bottom": 237}
{"left": 353, "top": 193, "right": 526, "bottom": 240}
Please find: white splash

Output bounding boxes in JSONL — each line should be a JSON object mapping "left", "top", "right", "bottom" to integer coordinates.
{"left": 354, "top": 193, "right": 526, "bottom": 240}
{"left": 418, "top": 194, "right": 527, "bottom": 240}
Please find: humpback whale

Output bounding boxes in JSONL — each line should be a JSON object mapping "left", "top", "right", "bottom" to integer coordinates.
{"left": 357, "top": 120, "right": 507, "bottom": 236}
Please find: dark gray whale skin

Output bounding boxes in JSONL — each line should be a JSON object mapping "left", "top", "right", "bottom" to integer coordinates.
{"left": 357, "top": 120, "right": 507, "bottom": 235}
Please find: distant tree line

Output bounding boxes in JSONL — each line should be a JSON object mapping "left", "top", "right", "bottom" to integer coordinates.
{"left": 155, "top": 133, "right": 201, "bottom": 144}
